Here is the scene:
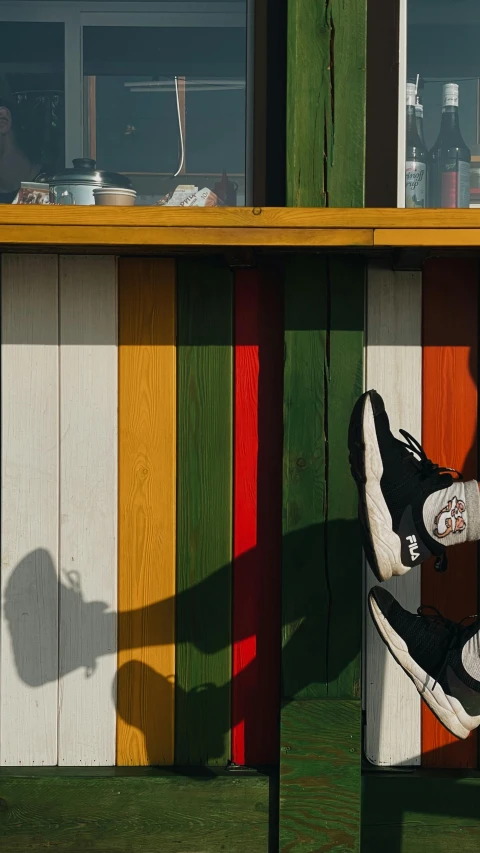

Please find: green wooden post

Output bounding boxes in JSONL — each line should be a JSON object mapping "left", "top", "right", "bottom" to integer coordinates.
{"left": 287, "top": 0, "right": 367, "bottom": 208}
{"left": 282, "top": 1, "right": 367, "bottom": 850}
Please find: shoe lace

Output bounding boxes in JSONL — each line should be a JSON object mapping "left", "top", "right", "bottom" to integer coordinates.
{"left": 399, "top": 430, "right": 463, "bottom": 482}
{"left": 417, "top": 604, "right": 477, "bottom": 688}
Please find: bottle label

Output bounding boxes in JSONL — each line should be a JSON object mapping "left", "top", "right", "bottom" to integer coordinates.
{"left": 441, "top": 160, "right": 470, "bottom": 208}
{"left": 405, "top": 161, "right": 426, "bottom": 207}
{"left": 443, "top": 83, "right": 459, "bottom": 108}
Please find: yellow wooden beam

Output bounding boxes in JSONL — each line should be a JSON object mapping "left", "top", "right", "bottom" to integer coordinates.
{"left": 1, "top": 207, "right": 480, "bottom": 248}
{"left": 0, "top": 224, "right": 373, "bottom": 247}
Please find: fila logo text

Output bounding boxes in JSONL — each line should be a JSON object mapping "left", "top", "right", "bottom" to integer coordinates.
{"left": 406, "top": 534, "right": 420, "bottom": 562}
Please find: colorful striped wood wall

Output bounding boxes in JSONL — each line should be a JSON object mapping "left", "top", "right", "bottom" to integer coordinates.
{"left": 0, "top": 253, "right": 283, "bottom": 767}
{"left": 2, "top": 251, "right": 475, "bottom": 773}
{"left": 365, "top": 258, "right": 480, "bottom": 770}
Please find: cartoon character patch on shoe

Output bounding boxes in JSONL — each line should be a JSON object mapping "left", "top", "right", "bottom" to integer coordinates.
{"left": 434, "top": 497, "right": 467, "bottom": 539}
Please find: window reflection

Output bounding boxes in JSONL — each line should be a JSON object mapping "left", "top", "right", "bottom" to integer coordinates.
{"left": 0, "top": 22, "right": 65, "bottom": 204}
{"left": 0, "top": 4, "right": 247, "bottom": 206}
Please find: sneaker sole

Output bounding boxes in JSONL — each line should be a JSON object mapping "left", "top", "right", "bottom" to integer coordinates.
{"left": 350, "top": 391, "right": 410, "bottom": 582}
{"left": 369, "top": 593, "right": 472, "bottom": 741}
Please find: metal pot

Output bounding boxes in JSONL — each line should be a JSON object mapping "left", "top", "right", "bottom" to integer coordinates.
{"left": 46, "top": 158, "right": 132, "bottom": 205}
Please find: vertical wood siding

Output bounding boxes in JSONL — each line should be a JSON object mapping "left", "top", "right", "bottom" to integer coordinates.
{"left": 58, "top": 256, "right": 118, "bottom": 766}
{"left": 1, "top": 255, "right": 59, "bottom": 765}
{"left": 422, "top": 258, "right": 479, "bottom": 769}
{"left": 280, "top": 256, "right": 364, "bottom": 851}
{"left": 58, "top": 255, "right": 118, "bottom": 766}
{"left": 232, "top": 268, "right": 283, "bottom": 766}
{"left": 326, "top": 257, "right": 364, "bottom": 699}
{"left": 365, "top": 264, "right": 422, "bottom": 767}
{"left": 175, "top": 259, "right": 233, "bottom": 765}
{"left": 117, "top": 258, "right": 177, "bottom": 766}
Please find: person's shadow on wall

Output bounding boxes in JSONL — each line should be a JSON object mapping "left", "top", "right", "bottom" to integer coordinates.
{"left": 4, "top": 518, "right": 361, "bottom": 767}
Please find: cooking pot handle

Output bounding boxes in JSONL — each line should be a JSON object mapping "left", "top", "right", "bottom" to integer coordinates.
{"left": 59, "top": 190, "right": 75, "bottom": 206}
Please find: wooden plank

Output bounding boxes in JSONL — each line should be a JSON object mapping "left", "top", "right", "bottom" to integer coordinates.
{"left": 58, "top": 256, "right": 117, "bottom": 766}
{"left": 232, "top": 268, "right": 283, "bottom": 766}
{"left": 364, "top": 265, "right": 422, "bottom": 767}
{"left": 176, "top": 258, "right": 233, "bottom": 765}
{"left": 422, "top": 258, "right": 478, "bottom": 769}
{"left": 0, "top": 225, "right": 374, "bottom": 248}
{"left": 5, "top": 206, "right": 480, "bottom": 229}
{"left": 0, "top": 255, "right": 59, "bottom": 766}
{"left": 363, "top": 772, "right": 480, "bottom": 852}
{"left": 280, "top": 699, "right": 361, "bottom": 852}
{"left": 117, "top": 259, "right": 176, "bottom": 766}
{"left": 286, "top": 0, "right": 366, "bottom": 206}
{"left": 0, "top": 774, "right": 270, "bottom": 852}
{"left": 282, "top": 255, "right": 328, "bottom": 700}
{"left": 375, "top": 229, "right": 480, "bottom": 246}
{"left": 326, "top": 257, "right": 364, "bottom": 698}
{"left": 364, "top": 825, "right": 480, "bottom": 853}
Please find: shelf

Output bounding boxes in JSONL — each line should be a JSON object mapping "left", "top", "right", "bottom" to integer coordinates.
{"left": 2, "top": 207, "right": 480, "bottom": 248}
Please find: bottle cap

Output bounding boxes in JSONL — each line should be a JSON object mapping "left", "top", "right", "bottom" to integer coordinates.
{"left": 406, "top": 82, "right": 416, "bottom": 107}
{"left": 415, "top": 103, "right": 424, "bottom": 116}
{"left": 443, "top": 83, "right": 459, "bottom": 108}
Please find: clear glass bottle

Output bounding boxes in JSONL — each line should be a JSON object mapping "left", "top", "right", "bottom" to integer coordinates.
{"left": 429, "top": 83, "right": 471, "bottom": 208}
{"left": 405, "top": 82, "right": 428, "bottom": 208}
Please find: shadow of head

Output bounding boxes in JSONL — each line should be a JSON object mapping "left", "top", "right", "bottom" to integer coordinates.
{"left": 4, "top": 548, "right": 111, "bottom": 686}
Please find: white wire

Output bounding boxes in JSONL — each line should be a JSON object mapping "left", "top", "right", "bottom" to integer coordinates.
{"left": 173, "top": 75, "right": 185, "bottom": 178}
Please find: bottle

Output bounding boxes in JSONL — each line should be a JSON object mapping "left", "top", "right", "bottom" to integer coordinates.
{"left": 415, "top": 98, "right": 426, "bottom": 146}
{"left": 429, "top": 83, "right": 470, "bottom": 208}
{"left": 405, "top": 82, "right": 428, "bottom": 208}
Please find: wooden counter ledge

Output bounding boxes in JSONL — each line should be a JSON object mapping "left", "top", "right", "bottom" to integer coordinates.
{"left": 1, "top": 207, "right": 480, "bottom": 248}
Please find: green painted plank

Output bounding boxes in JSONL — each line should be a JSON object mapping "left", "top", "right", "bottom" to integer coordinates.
{"left": 363, "top": 772, "right": 480, "bottom": 825}
{"left": 326, "top": 0, "right": 367, "bottom": 207}
{"left": 280, "top": 699, "right": 361, "bottom": 852}
{"left": 286, "top": 0, "right": 367, "bottom": 207}
{"left": 0, "top": 775, "right": 269, "bottom": 852}
{"left": 282, "top": 255, "right": 328, "bottom": 701}
{"left": 363, "top": 825, "right": 480, "bottom": 853}
{"left": 326, "top": 258, "right": 365, "bottom": 698}
{"left": 363, "top": 773, "right": 480, "bottom": 853}
{"left": 176, "top": 258, "right": 233, "bottom": 765}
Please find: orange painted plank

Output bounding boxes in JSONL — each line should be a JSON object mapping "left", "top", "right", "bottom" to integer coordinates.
{"left": 117, "top": 258, "right": 176, "bottom": 765}
{"left": 422, "top": 258, "right": 478, "bottom": 768}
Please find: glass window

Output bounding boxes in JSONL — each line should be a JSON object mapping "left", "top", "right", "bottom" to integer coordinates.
{"left": 83, "top": 22, "right": 247, "bottom": 205}
{"left": 405, "top": 0, "right": 480, "bottom": 208}
{"left": 0, "top": 2, "right": 249, "bottom": 207}
{"left": 0, "top": 21, "right": 65, "bottom": 204}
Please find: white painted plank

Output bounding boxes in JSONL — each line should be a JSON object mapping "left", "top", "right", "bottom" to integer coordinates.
{"left": 1, "top": 254, "right": 59, "bottom": 766}
{"left": 58, "top": 256, "right": 117, "bottom": 766}
{"left": 365, "top": 263, "right": 422, "bottom": 767}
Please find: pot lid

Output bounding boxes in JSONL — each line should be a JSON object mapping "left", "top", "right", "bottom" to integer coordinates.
{"left": 48, "top": 158, "right": 132, "bottom": 188}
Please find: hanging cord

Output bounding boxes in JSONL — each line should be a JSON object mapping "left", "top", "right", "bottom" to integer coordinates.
{"left": 173, "top": 75, "right": 185, "bottom": 178}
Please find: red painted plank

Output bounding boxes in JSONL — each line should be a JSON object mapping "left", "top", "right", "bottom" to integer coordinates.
{"left": 232, "top": 268, "right": 283, "bottom": 766}
{"left": 422, "top": 257, "right": 478, "bottom": 768}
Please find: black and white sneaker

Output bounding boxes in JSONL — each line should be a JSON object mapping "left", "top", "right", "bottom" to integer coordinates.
{"left": 369, "top": 587, "right": 480, "bottom": 741}
{"left": 348, "top": 389, "right": 461, "bottom": 582}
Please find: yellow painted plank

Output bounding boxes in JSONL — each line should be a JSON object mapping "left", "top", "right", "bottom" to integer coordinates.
{"left": 0, "top": 225, "right": 373, "bottom": 248}
{"left": 117, "top": 258, "right": 176, "bottom": 766}
{"left": 375, "top": 229, "right": 480, "bottom": 246}
{"left": 2, "top": 205, "right": 480, "bottom": 228}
